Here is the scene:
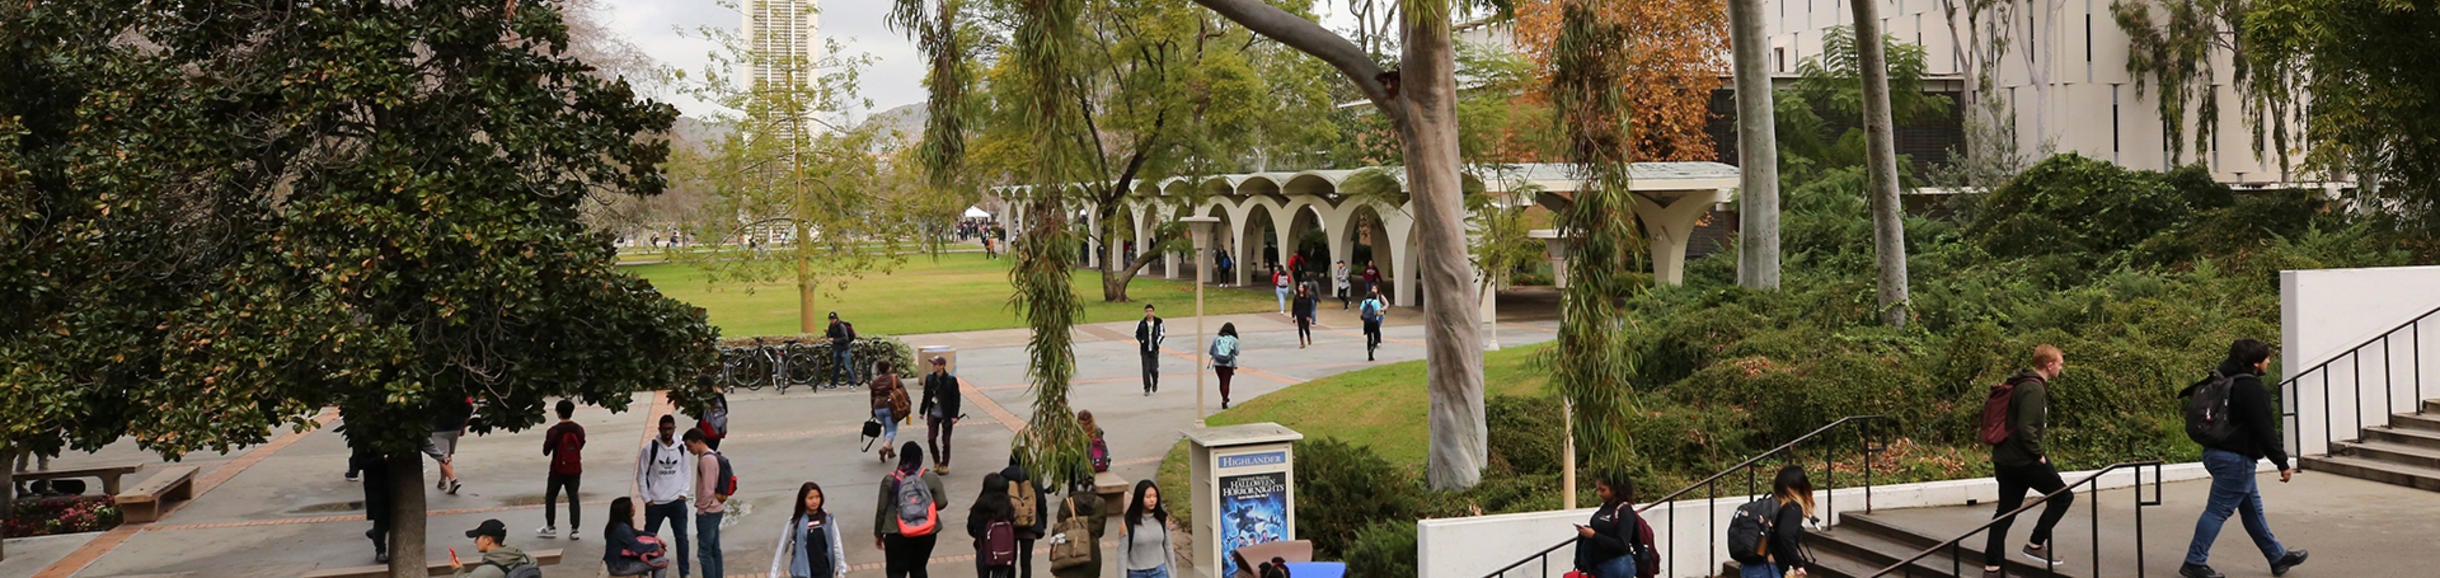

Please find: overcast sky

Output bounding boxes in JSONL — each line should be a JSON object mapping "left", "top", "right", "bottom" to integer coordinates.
{"left": 597, "top": 1, "right": 1363, "bottom": 121}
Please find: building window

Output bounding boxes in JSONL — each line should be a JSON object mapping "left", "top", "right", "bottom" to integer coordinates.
{"left": 1916, "top": 12, "right": 1923, "bottom": 46}
{"left": 1776, "top": 47, "right": 1787, "bottom": 71}
{"left": 2111, "top": 85, "right": 2122, "bottom": 163}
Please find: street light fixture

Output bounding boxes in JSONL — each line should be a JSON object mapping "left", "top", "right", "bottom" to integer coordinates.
{"left": 1180, "top": 216, "right": 1222, "bottom": 427}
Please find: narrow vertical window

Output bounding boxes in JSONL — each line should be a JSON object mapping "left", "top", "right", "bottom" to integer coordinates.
{"left": 2111, "top": 85, "right": 2123, "bottom": 163}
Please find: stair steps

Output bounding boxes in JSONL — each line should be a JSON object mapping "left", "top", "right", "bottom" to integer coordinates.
{"left": 1722, "top": 513, "right": 2080, "bottom": 578}
{"left": 2309, "top": 401, "right": 2440, "bottom": 493}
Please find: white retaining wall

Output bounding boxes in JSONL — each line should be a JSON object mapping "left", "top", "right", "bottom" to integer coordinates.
{"left": 1418, "top": 462, "right": 2254, "bottom": 578}
{"left": 2279, "top": 266, "right": 2440, "bottom": 458}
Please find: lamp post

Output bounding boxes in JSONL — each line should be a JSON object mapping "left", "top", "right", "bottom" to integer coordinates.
{"left": 1180, "top": 216, "right": 1222, "bottom": 427}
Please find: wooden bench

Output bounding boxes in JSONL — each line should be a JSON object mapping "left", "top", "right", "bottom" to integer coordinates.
{"left": 111, "top": 465, "right": 198, "bottom": 523}
{"left": 15, "top": 464, "right": 142, "bottom": 496}
{"left": 1093, "top": 471, "right": 1129, "bottom": 515}
{"left": 299, "top": 548, "right": 563, "bottom": 578}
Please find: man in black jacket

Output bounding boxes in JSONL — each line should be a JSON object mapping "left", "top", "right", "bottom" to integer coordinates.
{"left": 1135, "top": 304, "right": 1164, "bottom": 395}
{"left": 921, "top": 355, "right": 962, "bottom": 474}
{"left": 2180, "top": 339, "right": 2308, "bottom": 578}
{"left": 825, "top": 312, "right": 857, "bottom": 388}
{"left": 1983, "top": 345, "right": 2072, "bottom": 577}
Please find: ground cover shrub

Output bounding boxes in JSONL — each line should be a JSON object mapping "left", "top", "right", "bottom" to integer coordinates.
{"left": 1293, "top": 438, "right": 1418, "bottom": 557}
{"left": 5, "top": 495, "right": 121, "bottom": 537}
{"left": 1340, "top": 520, "right": 1419, "bottom": 578}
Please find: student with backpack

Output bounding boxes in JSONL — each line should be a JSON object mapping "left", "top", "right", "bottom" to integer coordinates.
{"left": 1080, "top": 410, "right": 1111, "bottom": 474}
{"left": 1726, "top": 465, "right": 1815, "bottom": 578}
{"left": 2177, "top": 339, "right": 2307, "bottom": 578}
{"left": 1049, "top": 482, "right": 1109, "bottom": 578}
{"left": 697, "top": 394, "right": 729, "bottom": 450}
{"left": 1123, "top": 480, "right": 1179, "bottom": 578}
{"left": 1211, "top": 323, "right": 1242, "bottom": 409}
{"left": 970, "top": 473, "right": 1021, "bottom": 578}
{"left": 768, "top": 482, "right": 850, "bottom": 578}
{"left": 636, "top": 415, "right": 695, "bottom": 578}
{"left": 540, "top": 399, "right": 586, "bottom": 540}
{"left": 1574, "top": 472, "right": 1657, "bottom": 578}
{"left": 607, "top": 497, "right": 672, "bottom": 578}
{"left": 686, "top": 429, "right": 733, "bottom": 578}
{"left": 999, "top": 454, "right": 1052, "bottom": 578}
{"left": 1272, "top": 267, "right": 1291, "bottom": 315}
{"left": 826, "top": 312, "right": 859, "bottom": 387}
{"left": 871, "top": 360, "right": 908, "bottom": 463}
{"left": 921, "top": 355, "right": 963, "bottom": 474}
{"left": 1978, "top": 345, "right": 2072, "bottom": 576}
{"left": 876, "top": 442, "right": 950, "bottom": 578}
{"left": 1292, "top": 284, "right": 1317, "bottom": 348}
{"left": 451, "top": 519, "right": 541, "bottom": 578}
{"left": 1358, "top": 289, "right": 1387, "bottom": 361}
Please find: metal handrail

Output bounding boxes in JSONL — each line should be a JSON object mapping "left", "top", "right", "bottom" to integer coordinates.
{"left": 1481, "top": 415, "right": 1890, "bottom": 578}
{"left": 2274, "top": 302, "right": 2440, "bottom": 459}
{"left": 1867, "top": 460, "right": 2166, "bottom": 578}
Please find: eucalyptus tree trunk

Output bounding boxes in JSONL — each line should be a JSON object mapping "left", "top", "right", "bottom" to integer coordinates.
{"left": 1728, "top": 0, "right": 1781, "bottom": 290}
{"left": 1853, "top": 0, "right": 1912, "bottom": 328}
{"left": 1, "top": 448, "right": 13, "bottom": 562}
{"left": 1186, "top": 0, "right": 1487, "bottom": 489}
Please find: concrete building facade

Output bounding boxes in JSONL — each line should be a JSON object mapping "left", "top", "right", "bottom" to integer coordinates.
{"left": 1762, "top": 0, "right": 2312, "bottom": 186}
{"left": 741, "top": 0, "right": 820, "bottom": 91}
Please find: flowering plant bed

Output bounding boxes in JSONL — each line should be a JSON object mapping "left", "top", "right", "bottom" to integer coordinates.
{"left": 5, "top": 495, "right": 123, "bottom": 537}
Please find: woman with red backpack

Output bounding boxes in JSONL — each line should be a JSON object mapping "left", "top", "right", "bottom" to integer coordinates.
{"left": 969, "top": 473, "right": 1020, "bottom": 578}
{"left": 605, "top": 497, "right": 670, "bottom": 578}
{"left": 874, "top": 442, "right": 949, "bottom": 578}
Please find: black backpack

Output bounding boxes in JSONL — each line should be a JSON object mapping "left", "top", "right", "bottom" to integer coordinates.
{"left": 2181, "top": 371, "right": 2243, "bottom": 447}
{"left": 1723, "top": 497, "right": 1780, "bottom": 564}
{"left": 487, "top": 560, "right": 543, "bottom": 578}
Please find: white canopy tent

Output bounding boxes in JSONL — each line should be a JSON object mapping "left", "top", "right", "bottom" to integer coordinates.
{"left": 962, "top": 206, "right": 992, "bottom": 218}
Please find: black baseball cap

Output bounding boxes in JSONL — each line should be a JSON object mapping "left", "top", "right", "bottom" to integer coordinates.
{"left": 465, "top": 519, "right": 507, "bottom": 540}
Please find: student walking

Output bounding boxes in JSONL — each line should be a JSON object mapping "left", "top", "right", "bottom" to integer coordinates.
{"left": 1358, "top": 290, "right": 1387, "bottom": 361}
{"left": 921, "top": 356, "right": 963, "bottom": 474}
{"left": 1135, "top": 304, "right": 1165, "bottom": 395}
{"left": 1211, "top": 323, "right": 1242, "bottom": 409}
{"left": 1272, "top": 267, "right": 1291, "bottom": 314}
{"left": 1049, "top": 483, "right": 1109, "bottom": 578}
{"left": 970, "top": 473, "right": 1020, "bottom": 578}
{"left": 769, "top": 482, "right": 850, "bottom": 578}
{"left": 1574, "top": 472, "right": 1649, "bottom": 578}
{"left": 686, "top": 429, "right": 729, "bottom": 578}
{"left": 1292, "top": 284, "right": 1317, "bottom": 348}
{"left": 1729, "top": 466, "right": 1816, "bottom": 578}
{"left": 871, "top": 360, "right": 908, "bottom": 463}
{"left": 1333, "top": 260, "right": 1351, "bottom": 310}
{"left": 2177, "top": 339, "right": 2307, "bottom": 578}
{"left": 877, "top": 442, "right": 950, "bottom": 578}
{"left": 696, "top": 394, "right": 729, "bottom": 450}
{"left": 1981, "top": 345, "right": 2072, "bottom": 577}
{"left": 449, "top": 519, "right": 539, "bottom": 578}
{"left": 606, "top": 497, "right": 670, "bottom": 578}
{"left": 540, "top": 399, "right": 585, "bottom": 540}
{"left": 1123, "top": 480, "right": 1178, "bottom": 578}
{"left": 353, "top": 446, "right": 393, "bottom": 564}
{"left": 425, "top": 396, "right": 471, "bottom": 495}
{"left": 1081, "top": 411, "right": 1111, "bottom": 474}
{"left": 1361, "top": 263, "right": 1381, "bottom": 304}
{"left": 826, "top": 312, "right": 859, "bottom": 387}
{"left": 637, "top": 415, "right": 695, "bottom": 578}
{"left": 999, "top": 455, "right": 1052, "bottom": 578}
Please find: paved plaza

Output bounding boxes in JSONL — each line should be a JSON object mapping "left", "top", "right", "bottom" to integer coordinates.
{"left": 2, "top": 302, "right": 1559, "bottom": 578}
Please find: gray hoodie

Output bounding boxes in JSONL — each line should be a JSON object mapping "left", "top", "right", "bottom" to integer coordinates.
{"left": 454, "top": 545, "right": 534, "bottom": 578}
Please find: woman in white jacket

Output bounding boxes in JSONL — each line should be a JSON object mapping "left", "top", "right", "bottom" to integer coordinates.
{"left": 769, "top": 482, "right": 851, "bottom": 578}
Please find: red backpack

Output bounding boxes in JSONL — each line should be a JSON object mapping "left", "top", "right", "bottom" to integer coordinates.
{"left": 550, "top": 426, "right": 582, "bottom": 473}
{"left": 1979, "top": 380, "right": 2018, "bottom": 445}
{"left": 980, "top": 519, "right": 1018, "bottom": 566}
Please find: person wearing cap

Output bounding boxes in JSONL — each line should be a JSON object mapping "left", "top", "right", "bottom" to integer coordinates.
{"left": 825, "top": 312, "right": 858, "bottom": 388}
{"left": 920, "top": 355, "right": 963, "bottom": 474}
{"left": 452, "top": 519, "right": 539, "bottom": 578}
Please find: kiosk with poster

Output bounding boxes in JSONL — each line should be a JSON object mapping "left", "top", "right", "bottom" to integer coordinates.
{"left": 1184, "top": 423, "right": 1304, "bottom": 578}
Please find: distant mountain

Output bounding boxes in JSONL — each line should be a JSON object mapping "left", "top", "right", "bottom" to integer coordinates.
{"left": 860, "top": 102, "right": 928, "bottom": 146}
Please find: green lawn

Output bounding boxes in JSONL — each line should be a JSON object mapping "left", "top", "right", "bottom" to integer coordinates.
{"left": 1158, "top": 342, "right": 1554, "bottom": 525}
{"left": 625, "top": 251, "right": 1278, "bottom": 336}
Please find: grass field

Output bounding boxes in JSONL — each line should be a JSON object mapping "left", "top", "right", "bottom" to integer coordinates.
{"left": 1157, "top": 342, "right": 1554, "bottom": 525}
{"left": 625, "top": 251, "right": 1279, "bottom": 336}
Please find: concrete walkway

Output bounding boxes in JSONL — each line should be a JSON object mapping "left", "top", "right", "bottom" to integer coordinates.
{"left": 1861, "top": 471, "right": 2440, "bottom": 577}
{"left": 12, "top": 305, "right": 1557, "bottom": 577}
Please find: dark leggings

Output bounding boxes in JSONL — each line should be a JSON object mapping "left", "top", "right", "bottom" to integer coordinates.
{"left": 1216, "top": 366, "right": 1236, "bottom": 403}
{"left": 885, "top": 532, "right": 940, "bottom": 578}
{"left": 1986, "top": 460, "right": 2074, "bottom": 566}
{"left": 544, "top": 473, "right": 580, "bottom": 528}
{"left": 1296, "top": 317, "right": 1313, "bottom": 343}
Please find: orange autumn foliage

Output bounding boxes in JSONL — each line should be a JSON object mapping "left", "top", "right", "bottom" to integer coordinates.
{"left": 1514, "top": 0, "right": 1730, "bottom": 162}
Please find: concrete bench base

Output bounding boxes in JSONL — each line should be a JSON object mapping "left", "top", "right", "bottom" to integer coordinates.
{"left": 111, "top": 465, "right": 199, "bottom": 523}
{"left": 301, "top": 548, "right": 563, "bottom": 578}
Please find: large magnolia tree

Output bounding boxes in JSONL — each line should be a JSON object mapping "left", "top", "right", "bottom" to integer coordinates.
{"left": 0, "top": 1, "right": 718, "bottom": 573}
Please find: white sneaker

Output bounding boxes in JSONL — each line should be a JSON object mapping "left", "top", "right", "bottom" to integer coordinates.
{"left": 568, "top": 528, "right": 580, "bottom": 541}
{"left": 536, "top": 526, "right": 556, "bottom": 538}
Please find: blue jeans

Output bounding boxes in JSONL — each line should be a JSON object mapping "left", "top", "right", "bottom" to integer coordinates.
{"left": 1592, "top": 554, "right": 1637, "bottom": 578}
{"left": 1738, "top": 562, "right": 1779, "bottom": 578}
{"left": 2184, "top": 449, "right": 2288, "bottom": 566}
{"left": 643, "top": 500, "right": 691, "bottom": 576}
{"left": 696, "top": 511, "right": 724, "bottom": 578}
{"left": 1275, "top": 286, "right": 1288, "bottom": 313}
{"left": 873, "top": 408, "right": 897, "bottom": 445}
{"left": 832, "top": 347, "right": 854, "bottom": 386}
{"left": 1127, "top": 567, "right": 1171, "bottom": 578}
